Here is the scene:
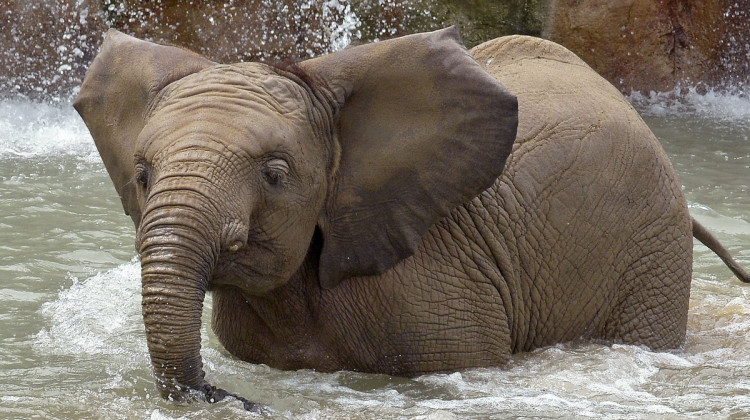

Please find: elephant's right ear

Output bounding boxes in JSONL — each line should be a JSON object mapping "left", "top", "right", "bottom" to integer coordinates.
{"left": 73, "top": 29, "right": 214, "bottom": 227}
{"left": 300, "top": 27, "right": 518, "bottom": 289}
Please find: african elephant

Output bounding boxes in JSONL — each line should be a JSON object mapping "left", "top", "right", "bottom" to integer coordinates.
{"left": 74, "top": 27, "right": 749, "bottom": 407}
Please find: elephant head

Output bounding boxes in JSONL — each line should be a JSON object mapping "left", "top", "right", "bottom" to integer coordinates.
{"left": 74, "top": 28, "right": 517, "bottom": 402}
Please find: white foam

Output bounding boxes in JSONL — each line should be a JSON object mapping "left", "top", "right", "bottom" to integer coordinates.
{"left": 148, "top": 409, "right": 190, "bottom": 420}
{"left": 34, "top": 258, "right": 146, "bottom": 357}
{"left": 629, "top": 86, "right": 750, "bottom": 129}
{"left": 0, "top": 99, "right": 97, "bottom": 160}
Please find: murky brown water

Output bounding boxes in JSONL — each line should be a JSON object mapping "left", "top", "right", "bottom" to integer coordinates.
{"left": 1, "top": 91, "right": 748, "bottom": 419}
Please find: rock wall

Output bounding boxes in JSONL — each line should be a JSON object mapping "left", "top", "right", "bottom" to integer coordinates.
{"left": 349, "top": 0, "right": 549, "bottom": 47}
{"left": 0, "top": 0, "right": 746, "bottom": 100}
{"left": 544, "top": 0, "right": 749, "bottom": 93}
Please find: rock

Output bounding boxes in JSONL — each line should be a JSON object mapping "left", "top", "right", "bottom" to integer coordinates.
{"left": 544, "top": 0, "right": 748, "bottom": 93}
{"left": 1, "top": 0, "right": 744, "bottom": 100}
{"left": 351, "top": 0, "right": 551, "bottom": 47}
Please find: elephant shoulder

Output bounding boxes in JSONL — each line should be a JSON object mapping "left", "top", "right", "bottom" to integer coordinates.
{"left": 470, "top": 35, "right": 638, "bottom": 151}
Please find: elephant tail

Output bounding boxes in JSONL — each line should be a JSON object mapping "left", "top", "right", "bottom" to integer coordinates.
{"left": 692, "top": 217, "right": 750, "bottom": 283}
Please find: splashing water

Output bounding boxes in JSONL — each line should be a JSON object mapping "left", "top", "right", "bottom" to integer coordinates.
{"left": 1, "top": 0, "right": 365, "bottom": 101}
{"left": 719, "top": 2, "right": 750, "bottom": 92}
{"left": 34, "top": 258, "right": 144, "bottom": 357}
{"left": 0, "top": 100, "right": 97, "bottom": 159}
{"left": 629, "top": 85, "right": 750, "bottom": 133}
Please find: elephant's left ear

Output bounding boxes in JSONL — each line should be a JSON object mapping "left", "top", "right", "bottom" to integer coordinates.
{"left": 299, "top": 27, "right": 518, "bottom": 289}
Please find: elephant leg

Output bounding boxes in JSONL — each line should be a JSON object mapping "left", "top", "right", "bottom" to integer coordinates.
{"left": 603, "top": 223, "right": 692, "bottom": 350}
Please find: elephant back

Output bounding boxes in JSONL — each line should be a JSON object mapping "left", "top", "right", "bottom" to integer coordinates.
{"left": 471, "top": 35, "right": 641, "bottom": 153}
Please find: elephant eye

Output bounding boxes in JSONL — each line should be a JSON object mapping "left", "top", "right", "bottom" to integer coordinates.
{"left": 135, "top": 163, "right": 150, "bottom": 190}
{"left": 263, "top": 170, "right": 282, "bottom": 186}
{"left": 262, "top": 158, "right": 290, "bottom": 187}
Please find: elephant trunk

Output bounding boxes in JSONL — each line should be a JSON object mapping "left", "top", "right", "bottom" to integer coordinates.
{"left": 138, "top": 196, "right": 221, "bottom": 401}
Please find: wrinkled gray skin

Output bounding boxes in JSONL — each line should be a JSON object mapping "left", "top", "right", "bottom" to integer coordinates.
{"left": 74, "top": 28, "right": 748, "bottom": 406}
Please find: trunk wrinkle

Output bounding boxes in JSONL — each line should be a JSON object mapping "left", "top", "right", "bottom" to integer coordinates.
{"left": 139, "top": 207, "right": 217, "bottom": 400}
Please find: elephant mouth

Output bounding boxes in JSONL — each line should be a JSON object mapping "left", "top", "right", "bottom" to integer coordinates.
{"left": 211, "top": 252, "right": 286, "bottom": 295}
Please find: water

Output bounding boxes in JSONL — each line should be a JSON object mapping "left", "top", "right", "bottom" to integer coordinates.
{"left": 1, "top": 87, "right": 749, "bottom": 418}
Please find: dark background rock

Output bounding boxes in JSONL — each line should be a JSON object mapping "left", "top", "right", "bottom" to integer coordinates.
{"left": 544, "top": 0, "right": 749, "bottom": 93}
{"left": 0, "top": 0, "right": 746, "bottom": 101}
{"left": 350, "top": 0, "right": 549, "bottom": 47}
